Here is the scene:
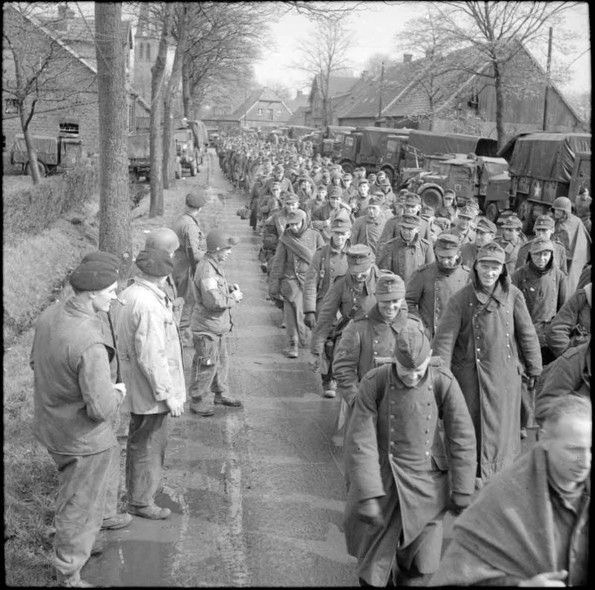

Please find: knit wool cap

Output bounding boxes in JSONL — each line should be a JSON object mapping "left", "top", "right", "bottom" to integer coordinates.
{"left": 475, "top": 217, "right": 497, "bottom": 234}
{"left": 394, "top": 323, "right": 432, "bottom": 368}
{"left": 81, "top": 250, "right": 121, "bottom": 268}
{"left": 145, "top": 228, "right": 180, "bottom": 252}
{"left": 69, "top": 260, "right": 119, "bottom": 292}
{"left": 476, "top": 242, "right": 506, "bottom": 264}
{"left": 206, "top": 231, "right": 240, "bottom": 252}
{"left": 375, "top": 272, "right": 405, "bottom": 301}
{"left": 135, "top": 248, "right": 174, "bottom": 277}
{"left": 533, "top": 215, "right": 555, "bottom": 230}
{"left": 347, "top": 244, "right": 375, "bottom": 272}
{"left": 185, "top": 193, "right": 208, "bottom": 209}
{"left": 529, "top": 237, "right": 554, "bottom": 254}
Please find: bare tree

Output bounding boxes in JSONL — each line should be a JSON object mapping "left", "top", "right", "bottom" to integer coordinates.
{"left": 430, "top": 1, "right": 578, "bottom": 148}
{"left": 95, "top": 2, "right": 132, "bottom": 265}
{"left": 3, "top": 3, "right": 95, "bottom": 184}
{"left": 293, "top": 15, "right": 352, "bottom": 127}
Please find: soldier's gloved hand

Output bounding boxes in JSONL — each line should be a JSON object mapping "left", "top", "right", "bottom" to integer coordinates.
{"left": 357, "top": 498, "right": 382, "bottom": 527}
{"left": 304, "top": 312, "right": 316, "bottom": 329}
{"left": 447, "top": 492, "right": 472, "bottom": 516}
{"left": 309, "top": 353, "right": 321, "bottom": 373}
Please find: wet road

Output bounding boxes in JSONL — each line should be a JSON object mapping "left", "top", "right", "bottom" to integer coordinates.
{"left": 84, "top": 151, "right": 357, "bottom": 586}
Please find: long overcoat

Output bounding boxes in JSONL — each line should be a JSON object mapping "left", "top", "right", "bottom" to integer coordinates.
{"left": 344, "top": 360, "right": 476, "bottom": 586}
{"left": 433, "top": 267, "right": 542, "bottom": 481}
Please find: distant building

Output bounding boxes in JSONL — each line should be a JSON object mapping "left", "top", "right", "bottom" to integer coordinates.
{"left": 3, "top": 3, "right": 150, "bottom": 156}
{"left": 336, "top": 44, "right": 586, "bottom": 141}
{"left": 286, "top": 90, "right": 309, "bottom": 126}
{"left": 304, "top": 74, "right": 359, "bottom": 127}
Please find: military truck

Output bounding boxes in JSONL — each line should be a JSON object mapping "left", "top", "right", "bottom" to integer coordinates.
{"left": 406, "top": 153, "right": 511, "bottom": 220}
{"left": 498, "top": 132, "right": 591, "bottom": 214}
{"left": 11, "top": 133, "right": 82, "bottom": 176}
{"left": 128, "top": 132, "right": 150, "bottom": 181}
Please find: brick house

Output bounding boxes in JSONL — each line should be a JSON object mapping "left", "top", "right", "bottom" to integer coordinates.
{"left": 304, "top": 74, "right": 359, "bottom": 127}
{"left": 3, "top": 4, "right": 150, "bottom": 158}
{"left": 337, "top": 44, "right": 586, "bottom": 142}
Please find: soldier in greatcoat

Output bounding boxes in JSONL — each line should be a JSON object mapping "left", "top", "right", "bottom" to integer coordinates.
{"left": 495, "top": 214, "right": 524, "bottom": 274}
{"left": 460, "top": 216, "right": 497, "bottom": 268}
{"left": 433, "top": 242, "right": 542, "bottom": 485}
{"left": 304, "top": 214, "right": 352, "bottom": 397}
{"left": 376, "top": 214, "right": 435, "bottom": 285}
{"left": 350, "top": 195, "right": 388, "bottom": 256}
{"left": 269, "top": 209, "right": 325, "bottom": 358}
{"left": 514, "top": 215, "right": 567, "bottom": 274}
{"left": 450, "top": 204, "right": 478, "bottom": 245}
{"left": 405, "top": 232, "right": 470, "bottom": 339}
{"left": 344, "top": 324, "right": 476, "bottom": 586}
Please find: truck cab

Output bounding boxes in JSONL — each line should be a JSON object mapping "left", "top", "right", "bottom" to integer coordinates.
{"left": 11, "top": 133, "right": 82, "bottom": 176}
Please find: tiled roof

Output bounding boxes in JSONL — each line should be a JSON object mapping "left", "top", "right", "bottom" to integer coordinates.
{"left": 312, "top": 74, "right": 359, "bottom": 100}
{"left": 231, "top": 88, "right": 291, "bottom": 119}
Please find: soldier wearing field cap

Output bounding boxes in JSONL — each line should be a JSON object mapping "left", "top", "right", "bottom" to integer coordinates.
{"left": 495, "top": 213, "right": 524, "bottom": 274}
{"left": 187, "top": 231, "right": 243, "bottom": 416}
{"left": 311, "top": 185, "right": 351, "bottom": 241}
{"left": 269, "top": 209, "right": 325, "bottom": 359}
{"left": 350, "top": 195, "right": 388, "bottom": 255}
{"left": 114, "top": 249, "right": 186, "bottom": 521}
{"left": 333, "top": 272, "right": 424, "bottom": 443}
{"left": 551, "top": 196, "right": 591, "bottom": 294}
{"left": 377, "top": 214, "right": 435, "bottom": 284}
{"left": 31, "top": 255, "right": 127, "bottom": 586}
{"left": 304, "top": 213, "right": 352, "bottom": 394}
{"left": 436, "top": 188, "right": 457, "bottom": 221}
{"left": 451, "top": 204, "right": 478, "bottom": 245}
{"left": 433, "top": 241, "right": 542, "bottom": 484}
{"left": 460, "top": 216, "right": 497, "bottom": 268}
{"left": 172, "top": 193, "right": 208, "bottom": 343}
{"left": 512, "top": 237, "right": 568, "bottom": 366}
{"left": 515, "top": 215, "right": 567, "bottom": 273}
{"left": 377, "top": 192, "right": 431, "bottom": 259}
{"left": 351, "top": 177, "right": 371, "bottom": 217}
{"left": 406, "top": 232, "right": 470, "bottom": 338}
{"left": 310, "top": 244, "right": 380, "bottom": 377}
{"left": 344, "top": 323, "right": 476, "bottom": 586}
{"left": 342, "top": 172, "right": 357, "bottom": 203}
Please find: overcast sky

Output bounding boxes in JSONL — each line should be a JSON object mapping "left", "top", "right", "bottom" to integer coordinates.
{"left": 252, "top": 1, "right": 591, "bottom": 97}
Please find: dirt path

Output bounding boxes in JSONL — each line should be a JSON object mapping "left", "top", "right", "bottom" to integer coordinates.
{"left": 82, "top": 150, "right": 357, "bottom": 586}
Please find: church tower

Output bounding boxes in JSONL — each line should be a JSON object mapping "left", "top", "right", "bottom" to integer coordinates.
{"left": 133, "top": 4, "right": 159, "bottom": 104}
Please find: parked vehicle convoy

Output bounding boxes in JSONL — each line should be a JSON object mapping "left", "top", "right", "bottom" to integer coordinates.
{"left": 127, "top": 132, "right": 150, "bottom": 181}
{"left": 174, "top": 127, "right": 199, "bottom": 178}
{"left": 406, "top": 153, "right": 511, "bottom": 220}
{"left": 497, "top": 132, "right": 591, "bottom": 223}
{"left": 11, "top": 133, "right": 82, "bottom": 176}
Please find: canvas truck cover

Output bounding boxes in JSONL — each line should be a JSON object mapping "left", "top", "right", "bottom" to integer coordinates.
{"left": 127, "top": 133, "right": 150, "bottom": 159}
{"left": 502, "top": 133, "right": 591, "bottom": 183}
{"left": 408, "top": 130, "right": 498, "bottom": 157}
{"left": 13, "top": 134, "right": 58, "bottom": 164}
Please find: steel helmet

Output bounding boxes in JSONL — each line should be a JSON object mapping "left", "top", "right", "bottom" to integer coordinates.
{"left": 551, "top": 196, "right": 572, "bottom": 213}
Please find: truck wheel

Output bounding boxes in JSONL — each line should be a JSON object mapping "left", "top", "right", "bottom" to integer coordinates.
{"left": 420, "top": 187, "right": 443, "bottom": 211}
{"left": 340, "top": 161, "right": 354, "bottom": 175}
{"left": 485, "top": 202, "right": 499, "bottom": 222}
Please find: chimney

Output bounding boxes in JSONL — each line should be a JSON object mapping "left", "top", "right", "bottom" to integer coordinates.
{"left": 403, "top": 54, "right": 413, "bottom": 63}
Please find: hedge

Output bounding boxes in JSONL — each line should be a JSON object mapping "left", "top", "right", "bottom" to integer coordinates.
{"left": 3, "top": 163, "right": 99, "bottom": 239}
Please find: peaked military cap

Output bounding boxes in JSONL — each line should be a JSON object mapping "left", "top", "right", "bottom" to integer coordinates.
{"left": 434, "top": 232, "right": 460, "bottom": 255}
{"left": 529, "top": 237, "right": 554, "bottom": 254}
{"left": 476, "top": 241, "right": 506, "bottom": 264}
{"left": 327, "top": 186, "right": 342, "bottom": 199}
{"left": 358, "top": 178, "right": 369, "bottom": 186}
{"left": 342, "top": 172, "right": 353, "bottom": 181}
{"left": 331, "top": 215, "right": 352, "bottom": 233}
{"left": 475, "top": 216, "right": 497, "bottom": 234}
{"left": 347, "top": 244, "right": 374, "bottom": 272}
{"left": 283, "top": 193, "right": 299, "bottom": 204}
{"left": 375, "top": 272, "right": 405, "bottom": 301}
{"left": 400, "top": 214, "right": 421, "bottom": 229}
{"left": 394, "top": 323, "right": 432, "bottom": 369}
{"left": 404, "top": 193, "right": 421, "bottom": 205}
{"left": 533, "top": 214, "right": 555, "bottom": 230}
{"left": 457, "top": 205, "right": 478, "bottom": 219}
{"left": 285, "top": 208, "right": 307, "bottom": 225}
{"left": 368, "top": 195, "right": 383, "bottom": 207}
{"left": 433, "top": 217, "right": 451, "bottom": 231}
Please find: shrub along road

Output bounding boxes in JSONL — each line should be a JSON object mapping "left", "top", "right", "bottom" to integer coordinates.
{"left": 82, "top": 151, "right": 357, "bottom": 586}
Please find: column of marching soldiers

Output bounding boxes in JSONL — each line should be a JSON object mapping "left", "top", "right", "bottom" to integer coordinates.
{"left": 216, "top": 129, "right": 591, "bottom": 586}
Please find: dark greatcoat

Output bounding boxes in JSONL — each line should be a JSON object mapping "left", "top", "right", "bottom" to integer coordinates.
{"left": 433, "top": 265, "right": 542, "bottom": 481}
{"left": 376, "top": 234, "right": 435, "bottom": 285}
{"left": 344, "top": 360, "right": 476, "bottom": 586}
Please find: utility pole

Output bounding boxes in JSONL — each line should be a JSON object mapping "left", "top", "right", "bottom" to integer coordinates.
{"left": 377, "top": 60, "right": 385, "bottom": 120}
{"left": 543, "top": 27, "right": 553, "bottom": 131}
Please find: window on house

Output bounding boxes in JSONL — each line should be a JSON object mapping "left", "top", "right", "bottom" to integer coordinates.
{"left": 4, "top": 98, "right": 19, "bottom": 114}
{"left": 257, "top": 108, "right": 263, "bottom": 117}
{"left": 268, "top": 109, "right": 274, "bottom": 120}
{"left": 59, "top": 122, "right": 80, "bottom": 135}
{"left": 136, "top": 116, "right": 150, "bottom": 131}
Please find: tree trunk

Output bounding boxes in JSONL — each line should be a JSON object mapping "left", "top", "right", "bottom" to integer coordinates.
{"left": 162, "top": 13, "right": 187, "bottom": 190}
{"left": 149, "top": 4, "right": 172, "bottom": 218}
{"left": 20, "top": 106, "right": 41, "bottom": 184}
{"left": 182, "top": 60, "right": 193, "bottom": 119}
{"left": 95, "top": 3, "right": 132, "bottom": 268}
{"left": 493, "top": 59, "right": 506, "bottom": 150}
